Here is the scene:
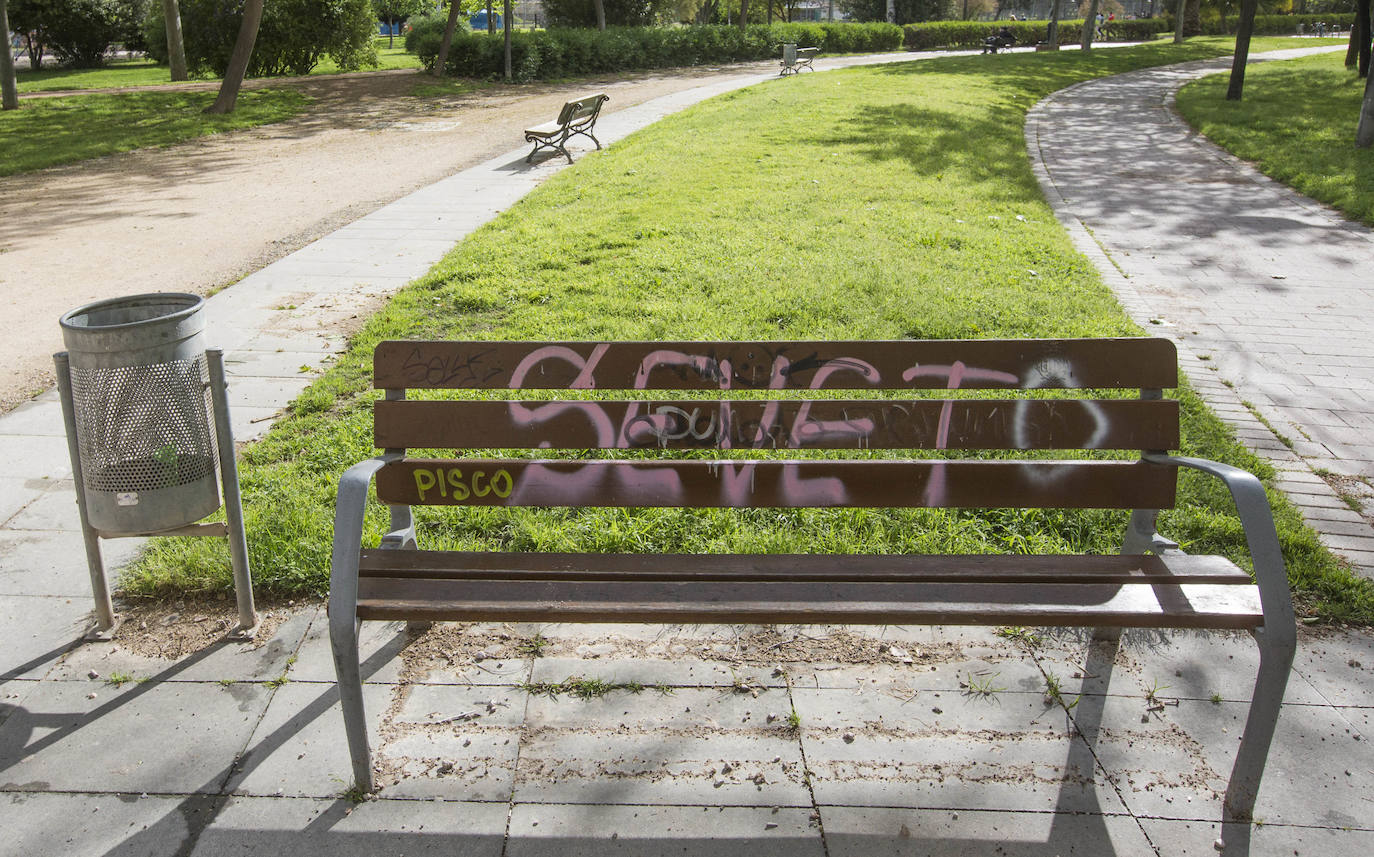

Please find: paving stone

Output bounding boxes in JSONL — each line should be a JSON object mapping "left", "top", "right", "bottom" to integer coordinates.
{"left": 792, "top": 686, "right": 1124, "bottom": 813}
{"left": 1, "top": 478, "right": 82, "bottom": 531}
{"left": 0, "top": 594, "right": 90, "bottom": 678}
{"left": 288, "top": 615, "right": 527, "bottom": 686}
{"left": 0, "top": 396, "right": 65, "bottom": 436}
{"left": 819, "top": 806, "right": 1157, "bottom": 857}
{"left": 0, "top": 680, "right": 269, "bottom": 793}
{"left": 0, "top": 526, "right": 140, "bottom": 599}
{"left": 228, "top": 682, "right": 393, "bottom": 799}
{"left": 48, "top": 606, "right": 314, "bottom": 685}
{"left": 1139, "top": 817, "right": 1374, "bottom": 857}
{"left": 529, "top": 655, "right": 781, "bottom": 689}
{"left": 515, "top": 688, "right": 808, "bottom": 806}
{"left": 505, "top": 804, "right": 825, "bottom": 857}
{"left": 1291, "top": 628, "right": 1374, "bottom": 707}
{"left": 0, "top": 791, "right": 200, "bottom": 857}
{"left": 189, "top": 795, "right": 508, "bottom": 856}
{"left": 1086, "top": 695, "right": 1372, "bottom": 828}
{"left": 2, "top": 435, "right": 73, "bottom": 480}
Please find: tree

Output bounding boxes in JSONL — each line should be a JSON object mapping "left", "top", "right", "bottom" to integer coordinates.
{"left": 1173, "top": 0, "right": 1185, "bottom": 42}
{"left": 593, "top": 0, "right": 606, "bottom": 27}
{"left": 161, "top": 0, "right": 187, "bottom": 80}
{"left": 373, "top": 0, "right": 426, "bottom": 48}
{"left": 1224, "top": 0, "right": 1258, "bottom": 100}
{"left": 1082, "top": 0, "right": 1099, "bottom": 49}
{"left": 1355, "top": 0, "right": 1370, "bottom": 78}
{"left": 2, "top": 0, "right": 17, "bottom": 109}
{"left": 204, "top": 0, "right": 262, "bottom": 114}
{"left": 435, "top": 0, "right": 462, "bottom": 77}
{"left": 1046, "top": 0, "right": 1061, "bottom": 46}
{"left": 1358, "top": 62, "right": 1374, "bottom": 147}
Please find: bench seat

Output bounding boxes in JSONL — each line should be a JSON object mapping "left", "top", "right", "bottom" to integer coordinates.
{"left": 356, "top": 549, "right": 1262, "bottom": 627}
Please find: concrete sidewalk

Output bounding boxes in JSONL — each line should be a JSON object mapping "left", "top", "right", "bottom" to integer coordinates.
{"left": 2, "top": 47, "right": 1373, "bottom": 857}
{"left": 1027, "top": 45, "right": 1374, "bottom": 579}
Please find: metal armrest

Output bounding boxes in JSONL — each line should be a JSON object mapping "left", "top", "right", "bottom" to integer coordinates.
{"left": 1143, "top": 453, "right": 1296, "bottom": 643}
{"left": 328, "top": 453, "right": 404, "bottom": 624}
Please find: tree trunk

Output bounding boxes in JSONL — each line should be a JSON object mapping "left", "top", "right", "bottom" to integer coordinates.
{"left": 886, "top": 0, "right": 895, "bottom": 24}
{"left": 387, "top": 16, "right": 395, "bottom": 48}
{"left": 593, "top": 0, "right": 605, "bottom": 29}
{"left": 1225, "top": 0, "right": 1258, "bottom": 100}
{"left": 1173, "top": 0, "right": 1185, "bottom": 43}
{"left": 487, "top": 1, "right": 494, "bottom": 34}
{"left": 1357, "top": 0, "right": 1371, "bottom": 78}
{"left": 1047, "top": 0, "right": 1060, "bottom": 45}
{"left": 1082, "top": 0, "right": 1099, "bottom": 49}
{"left": 503, "top": 0, "right": 511, "bottom": 81}
{"left": 1, "top": 0, "right": 18, "bottom": 110}
{"left": 161, "top": 0, "right": 188, "bottom": 81}
{"left": 435, "top": 0, "right": 463, "bottom": 77}
{"left": 204, "top": 0, "right": 263, "bottom": 114}
{"left": 1358, "top": 57, "right": 1374, "bottom": 147}
{"left": 739, "top": 0, "right": 749, "bottom": 28}
{"left": 1183, "top": 0, "right": 1201, "bottom": 36}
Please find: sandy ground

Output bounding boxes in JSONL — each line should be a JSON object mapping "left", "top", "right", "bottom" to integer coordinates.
{"left": 0, "top": 63, "right": 772, "bottom": 413}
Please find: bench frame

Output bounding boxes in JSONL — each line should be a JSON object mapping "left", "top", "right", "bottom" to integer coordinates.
{"left": 329, "top": 338, "right": 1294, "bottom": 854}
{"left": 523, "top": 93, "right": 610, "bottom": 164}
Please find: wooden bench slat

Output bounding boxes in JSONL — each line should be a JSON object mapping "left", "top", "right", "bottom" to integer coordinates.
{"left": 357, "top": 550, "right": 1253, "bottom": 585}
{"left": 374, "top": 339, "right": 1178, "bottom": 391}
{"left": 375, "top": 398, "right": 1180, "bottom": 451}
{"left": 374, "top": 459, "right": 1178, "bottom": 509}
{"left": 356, "top": 578, "right": 1263, "bottom": 628}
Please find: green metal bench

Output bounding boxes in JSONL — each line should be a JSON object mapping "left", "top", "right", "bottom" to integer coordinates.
{"left": 329, "top": 337, "right": 1294, "bottom": 854}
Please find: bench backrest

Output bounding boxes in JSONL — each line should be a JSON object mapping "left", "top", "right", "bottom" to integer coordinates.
{"left": 556, "top": 94, "right": 608, "bottom": 127}
{"left": 370, "top": 339, "right": 1180, "bottom": 511}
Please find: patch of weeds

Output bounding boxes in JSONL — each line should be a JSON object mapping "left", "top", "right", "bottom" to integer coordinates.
{"left": 263, "top": 674, "right": 291, "bottom": 689}
{"left": 730, "top": 672, "right": 766, "bottom": 696}
{"left": 1210, "top": 692, "right": 1223, "bottom": 704}
{"left": 1239, "top": 400, "right": 1294, "bottom": 450}
{"left": 105, "top": 672, "right": 136, "bottom": 687}
{"left": 1144, "top": 678, "right": 1171, "bottom": 705}
{"left": 653, "top": 683, "right": 676, "bottom": 695}
{"left": 961, "top": 670, "right": 1004, "bottom": 699}
{"left": 520, "top": 675, "right": 637, "bottom": 700}
{"left": 1043, "top": 671, "right": 1080, "bottom": 711}
{"left": 339, "top": 782, "right": 370, "bottom": 804}
{"left": 995, "top": 626, "right": 1042, "bottom": 649}
{"left": 217, "top": 678, "right": 235, "bottom": 687}
{"left": 516, "top": 634, "right": 550, "bottom": 658}
{"left": 786, "top": 707, "right": 802, "bottom": 732}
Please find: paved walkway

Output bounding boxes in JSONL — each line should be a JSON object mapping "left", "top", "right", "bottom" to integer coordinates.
{"left": 2, "top": 47, "right": 1373, "bottom": 857}
{"left": 1028, "top": 45, "right": 1374, "bottom": 579}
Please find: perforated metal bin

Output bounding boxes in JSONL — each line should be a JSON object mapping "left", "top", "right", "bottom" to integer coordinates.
{"left": 59, "top": 293, "right": 221, "bottom": 534}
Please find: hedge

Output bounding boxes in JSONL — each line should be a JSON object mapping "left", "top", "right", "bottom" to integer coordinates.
{"left": 1164, "top": 13, "right": 1357, "bottom": 36}
{"left": 902, "top": 18, "right": 1170, "bottom": 51}
{"left": 406, "top": 22, "right": 904, "bottom": 81}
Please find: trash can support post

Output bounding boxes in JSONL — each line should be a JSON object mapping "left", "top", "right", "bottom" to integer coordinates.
{"left": 207, "top": 349, "right": 258, "bottom": 638}
{"left": 53, "top": 351, "right": 118, "bottom": 640}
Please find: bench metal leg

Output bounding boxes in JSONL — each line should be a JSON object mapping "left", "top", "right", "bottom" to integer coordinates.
{"left": 330, "top": 616, "right": 374, "bottom": 793}
{"left": 1217, "top": 629, "right": 1294, "bottom": 852}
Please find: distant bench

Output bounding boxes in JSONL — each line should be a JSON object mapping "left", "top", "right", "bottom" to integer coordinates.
{"left": 523, "top": 93, "right": 610, "bottom": 164}
{"left": 328, "top": 337, "right": 1294, "bottom": 850}
{"left": 780, "top": 44, "right": 819, "bottom": 75}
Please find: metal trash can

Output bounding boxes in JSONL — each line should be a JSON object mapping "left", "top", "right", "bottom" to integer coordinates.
{"left": 59, "top": 293, "right": 221, "bottom": 534}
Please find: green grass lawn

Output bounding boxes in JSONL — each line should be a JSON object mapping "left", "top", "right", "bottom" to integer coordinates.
{"left": 0, "top": 89, "right": 309, "bottom": 176}
{"left": 123, "top": 40, "right": 1374, "bottom": 624}
{"left": 15, "top": 44, "right": 422, "bottom": 93}
{"left": 1176, "top": 50, "right": 1374, "bottom": 226}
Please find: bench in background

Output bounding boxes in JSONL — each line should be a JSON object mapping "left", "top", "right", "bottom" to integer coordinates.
{"left": 523, "top": 93, "right": 610, "bottom": 164}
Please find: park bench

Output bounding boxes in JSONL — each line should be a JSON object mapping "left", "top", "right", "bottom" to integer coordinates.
{"left": 328, "top": 337, "right": 1295, "bottom": 848}
{"left": 523, "top": 93, "right": 610, "bottom": 164}
{"left": 779, "top": 43, "right": 819, "bottom": 75}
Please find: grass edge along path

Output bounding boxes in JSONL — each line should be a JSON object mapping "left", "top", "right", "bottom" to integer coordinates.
{"left": 126, "top": 41, "right": 1374, "bottom": 626}
{"left": 0, "top": 89, "right": 310, "bottom": 177}
{"left": 1175, "top": 50, "right": 1374, "bottom": 227}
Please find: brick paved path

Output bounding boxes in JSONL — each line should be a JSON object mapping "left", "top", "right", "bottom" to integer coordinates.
{"left": 1028, "top": 49, "right": 1374, "bottom": 577}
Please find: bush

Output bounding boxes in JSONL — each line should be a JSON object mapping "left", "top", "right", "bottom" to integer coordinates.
{"left": 144, "top": 0, "right": 378, "bottom": 77}
{"left": 9, "top": 0, "right": 148, "bottom": 67}
{"left": 901, "top": 18, "right": 1169, "bottom": 51}
{"left": 1163, "top": 12, "right": 1357, "bottom": 36}
{"left": 407, "top": 21, "right": 902, "bottom": 81}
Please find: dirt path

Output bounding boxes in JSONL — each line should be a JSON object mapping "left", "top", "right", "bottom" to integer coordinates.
{"left": 0, "top": 62, "right": 776, "bottom": 413}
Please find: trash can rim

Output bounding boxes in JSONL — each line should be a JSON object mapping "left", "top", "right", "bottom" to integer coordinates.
{"left": 59, "top": 292, "right": 204, "bottom": 333}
